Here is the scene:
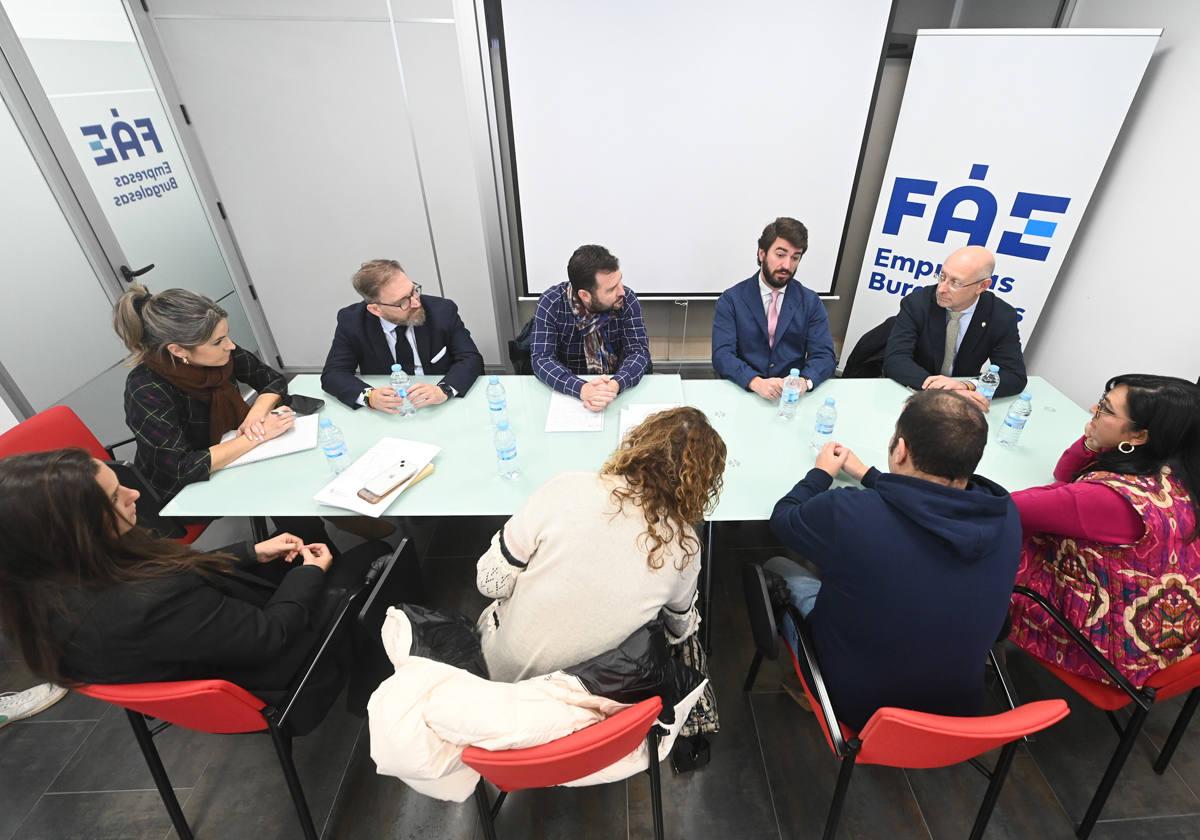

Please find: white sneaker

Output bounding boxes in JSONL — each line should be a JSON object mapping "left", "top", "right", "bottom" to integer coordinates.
{"left": 0, "top": 683, "right": 69, "bottom": 728}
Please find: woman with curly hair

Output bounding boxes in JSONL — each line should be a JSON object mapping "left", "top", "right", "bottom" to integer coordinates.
{"left": 475, "top": 406, "right": 726, "bottom": 682}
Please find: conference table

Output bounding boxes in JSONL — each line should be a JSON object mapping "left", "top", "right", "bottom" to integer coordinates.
{"left": 162, "top": 373, "right": 1091, "bottom": 522}
{"left": 161, "top": 373, "right": 1089, "bottom": 645}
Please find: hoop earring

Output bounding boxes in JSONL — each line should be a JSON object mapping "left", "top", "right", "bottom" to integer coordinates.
{"left": 1118, "top": 441, "right": 1136, "bottom": 454}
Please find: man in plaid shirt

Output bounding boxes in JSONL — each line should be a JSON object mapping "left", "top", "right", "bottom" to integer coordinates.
{"left": 531, "top": 244, "right": 650, "bottom": 412}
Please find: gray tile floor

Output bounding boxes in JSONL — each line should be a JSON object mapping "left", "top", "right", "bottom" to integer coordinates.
{"left": 3, "top": 515, "right": 1199, "bottom": 839}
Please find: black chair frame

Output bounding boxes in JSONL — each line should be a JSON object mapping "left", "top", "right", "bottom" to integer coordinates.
{"left": 124, "top": 541, "right": 402, "bottom": 840}
{"left": 742, "top": 562, "right": 1023, "bottom": 840}
{"left": 1011, "top": 585, "right": 1199, "bottom": 839}
{"left": 471, "top": 725, "right": 664, "bottom": 840}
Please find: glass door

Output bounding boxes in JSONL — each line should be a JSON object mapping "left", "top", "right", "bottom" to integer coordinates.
{"left": 1, "top": 0, "right": 264, "bottom": 353}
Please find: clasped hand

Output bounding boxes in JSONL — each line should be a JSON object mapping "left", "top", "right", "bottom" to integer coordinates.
{"left": 254, "top": 533, "right": 334, "bottom": 571}
{"left": 750, "top": 376, "right": 806, "bottom": 402}
{"left": 370, "top": 383, "right": 447, "bottom": 412}
{"left": 814, "top": 442, "right": 870, "bottom": 482}
{"left": 239, "top": 407, "right": 294, "bottom": 443}
{"left": 921, "top": 375, "right": 990, "bottom": 410}
{"left": 580, "top": 376, "right": 620, "bottom": 412}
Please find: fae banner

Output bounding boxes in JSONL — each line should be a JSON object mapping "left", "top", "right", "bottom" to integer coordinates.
{"left": 841, "top": 28, "right": 1159, "bottom": 368}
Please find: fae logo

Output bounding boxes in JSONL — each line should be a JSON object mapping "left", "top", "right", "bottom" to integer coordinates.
{"left": 882, "top": 164, "right": 1070, "bottom": 262}
{"left": 80, "top": 108, "right": 163, "bottom": 167}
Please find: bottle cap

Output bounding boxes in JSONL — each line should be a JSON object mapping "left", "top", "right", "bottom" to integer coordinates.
{"left": 789, "top": 368, "right": 800, "bottom": 377}
{"left": 319, "top": 417, "right": 332, "bottom": 427}
{"left": 1020, "top": 393, "right": 1032, "bottom": 400}
{"left": 988, "top": 364, "right": 999, "bottom": 372}
{"left": 391, "top": 364, "right": 403, "bottom": 373}
{"left": 497, "top": 420, "right": 510, "bottom": 431}
{"left": 489, "top": 375, "right": 500, "bottom": 384}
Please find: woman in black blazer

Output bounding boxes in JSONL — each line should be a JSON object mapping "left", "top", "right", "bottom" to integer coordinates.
{"left": 0, "top": 449, "right": 388, "bottom": 732}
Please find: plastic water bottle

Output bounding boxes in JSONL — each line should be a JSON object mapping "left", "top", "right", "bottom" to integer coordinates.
{"left": 317, "top": 418, "right": 349, "bottom": 474}
{"left": 486, "top": 375, "right": 508, "bottom": 426}
{"left": 998, "top": 393, "right": 1033, "bottom": 448}
{"left": 777, "top": 368, "right": 803, "bottom": 420}
{"left": 978, "top": 365, "right": 1001, "bottom": 401}
{"left": 390, "top": 364, "right": 415, "bottom": 417}
{"left": 811, "top": 397, "right": 838, "bottom": 452}
{"left": 494, "top": 420, "right": 519, "bottom": 479}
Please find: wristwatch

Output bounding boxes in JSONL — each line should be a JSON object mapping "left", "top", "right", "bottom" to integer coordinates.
{"left": 437, "top": 382, "right": 456, "bottom": 399}
{"left": 361, "top": 386, "right": 375, "bottom": 406}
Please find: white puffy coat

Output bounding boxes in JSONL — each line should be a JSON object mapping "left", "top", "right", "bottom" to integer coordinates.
{"left": 367, "top": 607, "right": 706, "bottom": 801}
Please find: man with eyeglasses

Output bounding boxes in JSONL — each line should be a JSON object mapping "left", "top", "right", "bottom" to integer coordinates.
{"left": 321, "top": 259, "right": 483, "bottom": 410}
{"left": 882, "top": 245, "right": 1026, "bottom": 407}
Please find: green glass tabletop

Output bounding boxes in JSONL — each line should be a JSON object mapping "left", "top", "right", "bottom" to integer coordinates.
{"left": 687, "top": 376, "right": 1089, "bottom": 520}
{"left": 160, "top": 374, "right": 1086, "bottom": 521}
{"left": 161, "top": 374, "right": 686, "bottom": 519}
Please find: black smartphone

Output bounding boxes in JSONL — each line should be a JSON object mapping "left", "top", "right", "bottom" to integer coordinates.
{"left": 287, "top": 395, "right": 325, "bottom": 416}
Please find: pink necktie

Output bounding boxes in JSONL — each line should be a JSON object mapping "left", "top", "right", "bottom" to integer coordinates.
{"left": 767, "top": 290, "right": 780, "bottom": 348}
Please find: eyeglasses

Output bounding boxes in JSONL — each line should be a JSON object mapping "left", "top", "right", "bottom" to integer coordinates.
{"left": 374, "top": 283, "right": 422, "bottom": 310}
{"left": 935, "top": 271, "right": 989, "bottom": 291}
{"left": 1093, "top": 396, "right": 1134, "bottom": 423}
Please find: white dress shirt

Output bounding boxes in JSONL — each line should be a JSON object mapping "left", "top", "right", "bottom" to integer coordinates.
{"left": 758, "top": 274, "right": 787, "bottom": 318}
{"left": 378, "top": 316, "right": 425, "bottom": 375}
{"left": 356, "top": 317, "right": 428, "bottom": 406}
{"left": 757, "top": 274, "right": 811, "bottom": 389}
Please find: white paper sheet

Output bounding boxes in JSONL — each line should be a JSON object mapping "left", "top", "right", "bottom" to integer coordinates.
{"left": 544, "top": 390, "right": 604, "bottom": 432}
{"left": 313, "top": 437, "right": 441, "bottom": 517}
{"left": 219, "top": 413, "right": 320, "bottom": 468}
{"left": 617, "top": 403, "right": 681, "bottom": 442}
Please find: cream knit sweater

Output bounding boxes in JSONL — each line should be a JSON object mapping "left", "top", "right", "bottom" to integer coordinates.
{"left": 476, "top": 471, "right": 701, "bottom": 683}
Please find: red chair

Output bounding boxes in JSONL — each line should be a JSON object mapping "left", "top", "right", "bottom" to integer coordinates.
{"left": 462, "top": 696, "right": 667, "bottom": 840}
{"left": 743, "top": 564, "right": 1070, "bottom": 840}
{"left": 1012, "top": 585, "right": 1200, "bottom": 838}
{"left": 72, "top": 557, "right": 385, "bottom": 840}
{"left": 0, "top": 405, "right": 205, "bottom": 543}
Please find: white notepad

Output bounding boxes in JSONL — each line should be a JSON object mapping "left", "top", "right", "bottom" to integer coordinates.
{"left": 545, "top": 390, "right": 604, "bottom": 432}
{"left": 313, "top": 437, "right": 441, "bottom": 517}
{"left": 219, "top": 413, "right": 320, "bottom": 468}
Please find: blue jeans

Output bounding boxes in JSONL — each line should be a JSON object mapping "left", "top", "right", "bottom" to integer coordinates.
{"left": 764, "top": 556, "right": 822, "bottom": 653}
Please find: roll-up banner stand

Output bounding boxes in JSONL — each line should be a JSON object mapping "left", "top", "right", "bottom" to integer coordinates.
{"left": 842, "top": 29, "right": 1160, "bottom": 367}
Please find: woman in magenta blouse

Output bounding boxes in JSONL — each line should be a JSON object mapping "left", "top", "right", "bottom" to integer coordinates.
{"left": 1008, "top": 374, "right": 1200, "bottom": 685}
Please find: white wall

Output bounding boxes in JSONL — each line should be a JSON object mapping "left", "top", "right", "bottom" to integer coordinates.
{"left": 146, "top": 0, "right": 503, "bottom": 370}
{"left": 1025, "top": 0, "right": 1200, "bottom": 405}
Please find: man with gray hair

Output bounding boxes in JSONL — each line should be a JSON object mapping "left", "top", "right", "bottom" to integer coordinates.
{"left": 321, "top": 260, "right": 483, "bottom": 410}
{"left": 883, "top": 245, "right": 1027, "bottom": 407}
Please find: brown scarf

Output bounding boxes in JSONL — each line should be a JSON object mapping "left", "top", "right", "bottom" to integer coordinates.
{"left": 144, "top": 353, "right": 250, "bottom": 445}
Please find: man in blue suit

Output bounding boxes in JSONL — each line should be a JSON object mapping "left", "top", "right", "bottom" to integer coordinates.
{"left": 321, "top": 259, "right": 483, "bottom": 410}
{"left": 711, "top": 217, "right": 836, "bottom": 400}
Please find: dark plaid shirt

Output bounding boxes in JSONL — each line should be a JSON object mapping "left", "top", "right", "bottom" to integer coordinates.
{"left": 530, "top": 282, "right": 650, "bottom": 398}
{"left": 124, "top": 348, "right": 287, "bottom": 503}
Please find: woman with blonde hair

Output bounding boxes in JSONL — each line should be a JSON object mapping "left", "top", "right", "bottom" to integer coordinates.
{"left": 113, "top": 283, "right": 339, "bottom": 546}
{"left": 113, "top": 283, "right": 294, "bottom": 502}
{"left": 475, "top": 406, "right": 726, "bottom": 682}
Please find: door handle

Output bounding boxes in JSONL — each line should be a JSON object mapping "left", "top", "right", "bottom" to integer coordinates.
{"left": 119, "top": 263, "right": 155, "bottom": 284}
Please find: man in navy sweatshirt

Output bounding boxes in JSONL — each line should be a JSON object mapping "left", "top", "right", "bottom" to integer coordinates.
{"left": 768, "top": 389, "right": 1021, "bottom": 730}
